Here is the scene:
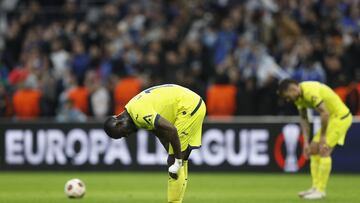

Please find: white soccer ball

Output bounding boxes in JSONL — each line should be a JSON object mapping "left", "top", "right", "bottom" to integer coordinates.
{"left": 64, "top": 178, "right": 86, "bottom": 198}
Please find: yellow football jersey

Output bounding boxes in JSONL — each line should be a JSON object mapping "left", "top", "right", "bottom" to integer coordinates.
{"left": 295, "top": 81, "right": 349, "bottom": 117}
{"left": 125, "top": 84, "right": 201, "bottom": 130}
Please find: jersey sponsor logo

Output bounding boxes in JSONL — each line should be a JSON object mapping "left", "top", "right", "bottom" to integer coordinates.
{"left": 143, "top": 115, "right": 153, "bottom": 125}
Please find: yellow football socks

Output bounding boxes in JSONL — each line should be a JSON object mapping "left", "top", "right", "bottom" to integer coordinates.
{"left": 317, "top": 157, "right": 332, "bottom": 192}
{"left": 168, "top": 161, "right": 187, "bottom": 203}
{"left": 310, "top": 155, "right": 320, "bottom": 188}
{"left": 179, "top": 161, "right": 188, "bottom": 201}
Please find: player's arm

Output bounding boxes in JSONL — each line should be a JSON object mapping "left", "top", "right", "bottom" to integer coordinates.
{"left": 315, "top": 102, "right": 329, "bottom": 146}
{"left": 155, "top": 115, "right": 182, "bottom": 179}
{"left": 299, "top": 108, "right": 311, "bottom": 159}
{"left": 299, "top": 108, "right": 310, "bottom": 144}
{"left": 155, "top": 116, "right": 181, "bottom": 159}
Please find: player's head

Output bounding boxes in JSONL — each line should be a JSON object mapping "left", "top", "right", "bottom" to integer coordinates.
{"left": 278, "top": 79, "right": 301, "bottom": 102}
{"left": 103, "top": 111, "right": 137, "bottom": 139}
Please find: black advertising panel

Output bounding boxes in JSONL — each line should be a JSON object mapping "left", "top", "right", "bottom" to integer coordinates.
{"left": 0, "top": 121, "right": 314, "bottom": 172}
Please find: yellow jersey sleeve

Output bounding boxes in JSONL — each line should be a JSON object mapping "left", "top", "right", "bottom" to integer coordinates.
{"left": 303, "top": 84, "right": 323, "bottom": 107}
{"left": 125, "top": 95, "right": 160, "bottom": 130}
{"left": 295, "top": 82, "right": 323, "bottom": 110}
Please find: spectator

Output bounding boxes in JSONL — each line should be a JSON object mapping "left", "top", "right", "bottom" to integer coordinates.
{"left": 214, "top": 18, "right": 237, "bottom": 65}
{"left": 343, "top": 33, "right": 360, "bottom": 81}
{"left": 323, "top": 53, "right": 348, "bottom": 88}
{"left": 86, "top": 71, "right": 111, "bottom": 118}
{"left": 67, "top": 77, "right": 89, "bottom": 115}
{"left": 206, "top": 74, "right": 237, "bottom": 117}
{"left": 70, "top": 38, "right": 90, "bottom": 82}
{"left": 114, "top": 75, "right": 142, "bottom": 114}
{"left": 50, "top": 39, "right": 70, "bottom": 79}
{"left": 0, "top": 0, "right": 359, "bottom": 117}
{"left": 0, "top": 82, "right": 11, "bottom": 116}
{"left": 56, "top": 99, "right": 87, "bottom": 122}
{"left": 12, "top": 76, "right": 42, "bottom": 119}
{"left": 292, "top": 57, "right": 326, "bottom": 83}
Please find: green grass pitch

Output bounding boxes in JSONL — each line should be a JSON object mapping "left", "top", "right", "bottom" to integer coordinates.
{"left": 0, "top": 172, "right": 359, "bottom": 203}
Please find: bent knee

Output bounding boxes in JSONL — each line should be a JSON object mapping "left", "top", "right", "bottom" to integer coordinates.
{"left": 319, "top": 147, "right": 332, "bottom": 157}
{"left": 310, "top": 142, "right": 319, "bottom": 155}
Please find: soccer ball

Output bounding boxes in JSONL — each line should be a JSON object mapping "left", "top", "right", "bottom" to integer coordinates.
{"left": 64, "top": 178, "right": 86, "bottom": 198}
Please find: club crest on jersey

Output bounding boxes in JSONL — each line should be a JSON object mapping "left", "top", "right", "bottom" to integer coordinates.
{"left": 143, "top": 115, "right": 153, "bottom": 125}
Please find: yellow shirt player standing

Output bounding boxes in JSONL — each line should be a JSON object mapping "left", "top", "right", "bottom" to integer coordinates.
{"left": 278, "top": 79, "right": 352, "bottom": 200}
{"left": 104, "top": 84, "right": 206, "bottom": 203}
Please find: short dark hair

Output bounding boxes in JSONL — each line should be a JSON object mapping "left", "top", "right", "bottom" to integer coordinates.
{"left": 103, "top": 116, "right": 119, "bottom": 139}
{"left": 277, "top": 79, "right": 298, "bottom": 95}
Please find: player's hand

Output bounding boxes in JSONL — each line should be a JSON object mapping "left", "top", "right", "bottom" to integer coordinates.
{"left": 319, "top": 136, "right": 329, "bottom": 155}
{"left": 169, "top": 172, "right": 178, "bottom": 180}
{"left": 303, "top": 142, "right": 311, "bottom": 160}
{"left": 168, "top": 158, "right": 182, "bottom": 180}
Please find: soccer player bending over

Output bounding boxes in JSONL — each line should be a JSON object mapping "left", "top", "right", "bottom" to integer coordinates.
{"left": 104, "top": 84, "right": 206, "bottom": 203}
{"left": 278, "top": 79, "right": 352, "bottom": 200}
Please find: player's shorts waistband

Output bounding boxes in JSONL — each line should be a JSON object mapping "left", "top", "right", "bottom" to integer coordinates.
{"left": 340, "top": 112, "right": 351, "bottom": 120}
{"left": 190, "top": 97, "right": 203, "bottom": 116}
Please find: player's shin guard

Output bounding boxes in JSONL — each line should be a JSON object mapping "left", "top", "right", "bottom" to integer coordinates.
{"left": 317, "top": 157, "right": 332, "bottom": 192}
{"left": 168, "top": 165, "right": 186, "bottom": 203}
{"left": 310, "top": 155, "right": 320, "bottom": 188}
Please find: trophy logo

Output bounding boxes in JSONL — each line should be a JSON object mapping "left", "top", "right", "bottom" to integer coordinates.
{"left": 274, "top": 124, "right": 306, "bottom": 172}
{"left": 283, "top": 124, "right": 300, "bottom": 172}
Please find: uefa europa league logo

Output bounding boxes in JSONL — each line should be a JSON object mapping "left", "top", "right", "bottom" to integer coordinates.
{"left": 283, "top": 124, "right": 300, "bottom": 172}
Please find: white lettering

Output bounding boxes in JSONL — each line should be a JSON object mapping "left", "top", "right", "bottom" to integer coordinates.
{"left": 226, "top": 129, "right": 248, "bottom": 166}
{"left": 89, "top": 130, "right": 109, "bottom": 165}
{"left": 248, "top": 130, "right": 269, "bottom": 165}
{"left": 155, "top": 138, "right": 168, "bottom": 165}
{"left": 104, "top": 139, "right": 132, "bottom": 165}
{"left": 5, "top": 130, "right": 24, "bottom": 164}
{"left": 202, "top": 129, "right": 225, "bottom": 166}
{"left": 137, "top": 130, "right": 156, "bottom": 165}
{"left": 24, "top": 130, "right": 45, "bottom": 165}
{"left": 46, "top": 129, "right": 66, "bottom": 165}
{"left": 66, "top": 129, "right": 88, "bottom": 165}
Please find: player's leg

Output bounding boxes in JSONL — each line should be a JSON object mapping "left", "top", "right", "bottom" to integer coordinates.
{"left": 168, "top": 99, "right": 206, "bottom": 203}
{"left": 298, "top": 141, "right": 319, "bottom": 197}
{"left": 310, "top": 141, "right": 320, "bottom": 189}
{"left": 311, "top": 119, "right": 338, "bottom": 196}
{"left": 315, "top": 115, "right": 351, "bottom": 193}
{"left": 304, "top": 145, "right": 333, "bottom": 199}
{"left": 316, "top": 145, "right": 333, "bottom": 193}
{"left": 301, "top": 129, "right": 328, "bottom": 199}
{"left": 179, "top": 147, "right": 191, "bottom": 200}
{"left": 155, "top": 130, "right": 186, "bottom": 203}
{"left": 176, "top": 102, "right": 205, "bottom": 202}
{"left": 167, "top": 148, "right": 190, "bottom": 203}
{"left": 304, "top": 115, "right": 352, "bottom": 199}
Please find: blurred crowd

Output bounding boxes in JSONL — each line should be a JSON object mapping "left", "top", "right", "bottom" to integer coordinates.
{"left": 0, "top": 0, "right": 359, "bottom": 120}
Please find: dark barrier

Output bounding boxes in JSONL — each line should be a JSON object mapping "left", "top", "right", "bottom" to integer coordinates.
{"left": 0, "top": 120, "right": 359, "bottom": 172}
{"left": 332, "top": 122, "right": 360, "bottom": 173}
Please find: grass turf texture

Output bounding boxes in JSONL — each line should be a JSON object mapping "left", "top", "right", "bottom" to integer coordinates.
{"left": 0, "top": 172, "right": 359, "bottom": 203}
